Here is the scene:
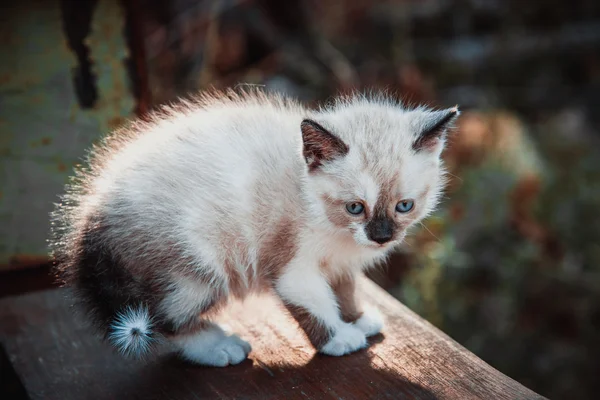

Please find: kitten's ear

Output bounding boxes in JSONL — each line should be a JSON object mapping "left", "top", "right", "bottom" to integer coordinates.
{"left": 301, "top": 119, "right": 349, "bottom": 171}
{"left": 412, "top": 106, "right": 460, "bottom": 154}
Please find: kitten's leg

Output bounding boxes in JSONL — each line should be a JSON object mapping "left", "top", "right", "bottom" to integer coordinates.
{"left": 160, "top": 277, "right": 251, "bottom": 366}
{"left": 169, "top": 320, "right": 251, "bottom": 367}
{"left": 331, "top": 274, "right": 384, "bottom": 337}
{"left": 276, "top": 261, "right": 367, "bottom": 356}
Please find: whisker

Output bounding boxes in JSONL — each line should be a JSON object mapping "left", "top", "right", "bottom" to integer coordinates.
{"left": 401, "top": 240, "right": 414, "bottom": 250}
{"left": 445, "top": 171, "right": 464, "bottom": 183}
{"left": 419, "top": 222, "right": 441, "bottom": 243}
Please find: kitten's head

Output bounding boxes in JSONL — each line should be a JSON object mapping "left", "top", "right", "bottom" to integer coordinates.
{"left": 302, "top": 95, "right": 459, "bottom": 250}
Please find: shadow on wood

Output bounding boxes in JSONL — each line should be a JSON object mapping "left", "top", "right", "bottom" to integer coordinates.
{"left": 106, "top": 348, "right": 438, "bottom": 400}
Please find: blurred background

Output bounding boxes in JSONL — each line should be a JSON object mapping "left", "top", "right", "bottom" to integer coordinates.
{"left": 1, "top": 0, "right": 600, "bottom": 398}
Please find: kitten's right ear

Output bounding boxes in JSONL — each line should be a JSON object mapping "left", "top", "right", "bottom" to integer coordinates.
{"left": 301, "top": 119, "right": 349, "bottom": 171}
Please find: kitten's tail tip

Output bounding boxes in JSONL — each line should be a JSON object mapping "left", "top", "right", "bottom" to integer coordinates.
{"left": 108, "top": 304, "right": 155, "bottom": 358}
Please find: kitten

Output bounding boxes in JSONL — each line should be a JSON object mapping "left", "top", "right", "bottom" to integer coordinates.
{"left": 50, "top": 89, "right": 459, "bottom": 367}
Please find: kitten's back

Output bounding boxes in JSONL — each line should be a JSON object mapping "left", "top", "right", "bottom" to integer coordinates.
{"left": 54, "top": 89, "right": 309, "bottom": 281}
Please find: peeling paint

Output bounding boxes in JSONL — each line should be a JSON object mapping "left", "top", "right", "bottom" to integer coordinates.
{"left": 86, "top": 0, "right": 136, "bottom": 135}
{"left": 0, "top": 0, "right": 136, "bottom": 269}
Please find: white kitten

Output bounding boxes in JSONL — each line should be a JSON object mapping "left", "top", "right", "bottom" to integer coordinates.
{"left": 50, "top": 89, "right": 459, "bottom": 366}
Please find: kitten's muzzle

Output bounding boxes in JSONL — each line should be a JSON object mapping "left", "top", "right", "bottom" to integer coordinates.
{"left": 366, "top": 217, "right": 395, "bottom": 245}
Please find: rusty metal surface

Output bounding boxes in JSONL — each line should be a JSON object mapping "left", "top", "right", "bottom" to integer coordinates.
{"left": 0, "top": 0, "right": 136, "bottom": 270}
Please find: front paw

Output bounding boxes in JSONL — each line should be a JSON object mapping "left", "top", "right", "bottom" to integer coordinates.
{"left": 354, "top": 307, "right": 383, "bottom": 337}
{"left": 320, "top": 324, "right": 367, "bottom": 356}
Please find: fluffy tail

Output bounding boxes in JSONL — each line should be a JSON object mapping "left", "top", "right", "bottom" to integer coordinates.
{"left": 109, "top": 305, "right": 155, "bottom": 357}
{"left": 50, "top": 210, "right": 163, "bottom": 359}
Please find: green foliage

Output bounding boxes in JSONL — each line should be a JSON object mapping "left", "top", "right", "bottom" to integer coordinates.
{"left": 396, "top": 125, "right": 600, "bottom": 399}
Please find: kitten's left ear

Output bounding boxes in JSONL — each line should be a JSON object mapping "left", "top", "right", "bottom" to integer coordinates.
{"left": 412, "top": 106, "right": 460, "bottom": 154}
{"left": 301, "top": 119, "right": 349, "bottom": 171}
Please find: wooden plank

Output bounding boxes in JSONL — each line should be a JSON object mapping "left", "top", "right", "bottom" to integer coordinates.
{"left": 0, "top": 265, "right": 55, "bottom": 300}
{"left": 0, "top": 279, "right": 545, "bottom": 400}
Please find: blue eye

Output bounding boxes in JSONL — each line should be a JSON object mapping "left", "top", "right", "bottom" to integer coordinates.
{"left": 346, "top": 202, "right": 365, "bottom": 215}
{"left": 396, "top": 200, "right": 414, "bottom": 213}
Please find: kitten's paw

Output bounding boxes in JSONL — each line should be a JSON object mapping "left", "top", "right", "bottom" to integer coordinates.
{"left": 212, "top": 335, "right": 252, "bottom": 366}
{"left": 178, "top": 330, "right": 252, "bottom": 367}
{"left": 354, "top": 307, "right": 384, "bottom": 337}
{"left": 320, "top": 324, "right": 367, "bottom": 356}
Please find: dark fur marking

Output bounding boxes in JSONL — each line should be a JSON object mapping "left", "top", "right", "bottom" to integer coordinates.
{"left": 284, "top": 303, "right": 333, "bottom": 349}
{"left": 67, "top": 216, "right": 164, "bottom": 339}
{"left": 331, "top": 274, "right": 363, "bottom": 323}
{"left": 320, "top": 195, "right": 355, "bottom": 228}
{"left": 365, "top": 217, "right": 395, "bottom": 244}
{"left": 162, "top": 317, "right": 213, "bottom": 337}
{"left": 301, "top": 119, "right": 349, "bottom": 171}
{"left": 412, "top": 108, "right": 459, "bottom": 151}
{"left": 52, "top": 213, "right": 218, "bottom": 346}
{"left": 258, "top": 217, "right": 298, "bottom": 286}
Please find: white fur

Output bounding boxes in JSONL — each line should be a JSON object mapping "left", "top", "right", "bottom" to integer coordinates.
{"left": 174, "top": 324, "right": 252, "bottom": 367}
{"left": 353, "top": 223, "right": 373, "bottom": 247}
{"left": 357, "top": 170, "right": 380, "bottom": 210}
{"left": 89, "top": 93, "right": 453, "bottom": 279}
{"left": 109, "top": 305, "right": 153, "bottom": 357}
{"left": 354, "top": 306, "right": 384, "bottom": 337}
{"left": 160, "top": 278, "right": 215, "bottom": 328}
{"left": 276, "top": 256, "right": 341, "bottom": 326}
{"left": 321, "top": 323, "right": 367, "bottom": 356}
{"left": 55, "top": 90, "right": 458, "bottom": 363}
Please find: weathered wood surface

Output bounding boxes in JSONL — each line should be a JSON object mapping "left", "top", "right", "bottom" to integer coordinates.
{"left": 0, "top": 279, "right": 545, "bottom": 400}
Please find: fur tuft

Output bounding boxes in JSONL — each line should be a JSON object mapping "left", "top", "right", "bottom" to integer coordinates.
{"left": 109, "top": 305, "right": 155, "bottom": 357}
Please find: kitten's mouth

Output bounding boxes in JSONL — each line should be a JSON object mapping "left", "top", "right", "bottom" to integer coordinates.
{"left": 367, "top": 233, "right": 405, "bottom": 249}
{"left": 367, "top": 240, "right": 395, "bottom": 249}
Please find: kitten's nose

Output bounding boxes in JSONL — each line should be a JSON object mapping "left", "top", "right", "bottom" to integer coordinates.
{"left": 371, "top": 232, "right": 393, "bottom": 244}
{"left": 366, "top": 218, "right": 395, "bottom": 245}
